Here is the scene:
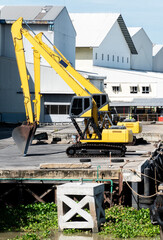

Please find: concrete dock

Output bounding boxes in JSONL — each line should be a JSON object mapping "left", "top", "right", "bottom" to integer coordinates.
{"left": 0, "top": 122, "right": 162, "bottom": 182}
{"left": 0, "top": 122, "right": 162, "bottom": 207}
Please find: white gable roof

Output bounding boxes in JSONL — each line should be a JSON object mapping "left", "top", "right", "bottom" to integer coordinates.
{"left": 153, "top": 44, "right": 163, "bottom": 56}
{"left": 70, "top": 13, "right": 137, "bottom": 54}
{"left": 70, "top": 13, "right": 119, "bottom": 47}
{"left": 128, "top": 27, "right": 141, "bottom": 37}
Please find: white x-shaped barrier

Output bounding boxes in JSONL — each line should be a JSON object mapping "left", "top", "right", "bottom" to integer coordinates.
{"left": 57, "top": 183, "right": 105, "bottom": 232}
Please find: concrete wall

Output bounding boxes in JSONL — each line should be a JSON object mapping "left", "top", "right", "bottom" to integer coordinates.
{"left": 130, "top": 28, "right": 153, "bottom": 71}
{"left": 153, "top": 46, "right": 163, "bottom": 72}
{"left": 54, "top": 7, "right": 76, "bottom": 67}
{"left": 0, "top": 57, "right": 29, "bottom": 122}
{"left": 93, "top": 21, "right": 131, "bottom": 70}
{"left": 0, "top": 56, "right": 74, "bottom": 123}
{"left": 75, "top": 47, "right": 93, "bottom": 70}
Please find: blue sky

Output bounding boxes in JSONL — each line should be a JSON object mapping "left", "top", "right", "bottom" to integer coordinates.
{"left": 1, "top": 0, "right": 163, "bottom": 44}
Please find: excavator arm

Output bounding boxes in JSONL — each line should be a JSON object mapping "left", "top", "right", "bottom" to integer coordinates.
{"left": 11, "top": 17, "right": 99, "bottom": 155}
{"left": 11, "top": 19, "right": 38, "bottom": 155}
{"left": 33, "top": 32, "right": 113, "bottom": 128}
{"left": 11, "top": 17, "right": 134, "bottom": 158}
{"left": 34, "top": 32, "right": 110, "bottom": 112}
{"left": 11, "top": 20, "right": 33, "bottom": 124}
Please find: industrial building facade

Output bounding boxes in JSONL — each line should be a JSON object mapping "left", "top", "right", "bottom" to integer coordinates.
{"left": 0, "top": 6, "right": 106, "bottom": 123}
{"left": 0, "top": 7, "right": 163, "bottom": 123}
{"left": 70, "top": 13, "right": 163, "bottom": 117}
{"left": 0, "top": 6, "right": 76, "bottom": 123}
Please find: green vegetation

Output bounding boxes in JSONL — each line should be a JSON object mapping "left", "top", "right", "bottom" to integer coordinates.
{"left": 0, "top": 203, "right": 58, "bottom": 240}
{"left": 0, "top": 203, "right": 160, "bottom": 239}
{"left": 100, "top": 205, "right": 160, "bottom": 238}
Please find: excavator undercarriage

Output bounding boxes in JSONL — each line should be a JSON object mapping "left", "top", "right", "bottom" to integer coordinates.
{"left": 66, "top": 143, "right": 126, "bottom": 157}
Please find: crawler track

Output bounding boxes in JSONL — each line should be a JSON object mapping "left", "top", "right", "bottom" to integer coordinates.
{"left": 66, "top": 143, "right": 126, "bottom": 158}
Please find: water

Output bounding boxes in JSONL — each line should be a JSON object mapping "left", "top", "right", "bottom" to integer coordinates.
{"left": 0, "top": 231, "right": 160, "bottom": 240}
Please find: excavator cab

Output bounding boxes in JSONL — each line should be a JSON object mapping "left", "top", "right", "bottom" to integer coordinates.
{"left": 70, "top": 96, "right": 93, "bottom": 118}
{"left": 92, "top": 93, "right": 109, "bottom": 112}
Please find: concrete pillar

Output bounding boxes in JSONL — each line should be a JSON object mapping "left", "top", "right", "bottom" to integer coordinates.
{"left": 57, "top": 182, "right": 105, "bottom": 233}
{"left": 131, "top": 182, "right": 139, "bottom": 209}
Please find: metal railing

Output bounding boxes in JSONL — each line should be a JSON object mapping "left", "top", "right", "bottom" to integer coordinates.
{"left": 114, "top": 114, "right": 163, "bottom": 122}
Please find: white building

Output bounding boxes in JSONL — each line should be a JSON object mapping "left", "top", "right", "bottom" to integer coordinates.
{"left": 91, "top": 66, "right": 163, "bottom": 111}
{"left": 153, "top": 44, "right": 163, "bottom": 72}
{"left": 128, "top": 27, "right": 153, "bottom": 71}
{"left": 70, "top": 13, "right": 137, "bottom": 71}
{"left": 70, "top": 13, "right": 163, "bottom": 115}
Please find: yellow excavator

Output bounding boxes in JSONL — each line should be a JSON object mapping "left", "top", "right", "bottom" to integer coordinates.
{"left": 11, "top": 17, "right": 133, "bottom": 157}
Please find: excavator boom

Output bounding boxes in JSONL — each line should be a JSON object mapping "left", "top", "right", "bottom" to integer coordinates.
{"left": 11, "top": 18, "right": 36, "bottom": 155}
{"left": 11, "top": 17, "right": 98, "bottom": 155}
{"left": 11, "top": 17, "right": 133, "bottom": 157}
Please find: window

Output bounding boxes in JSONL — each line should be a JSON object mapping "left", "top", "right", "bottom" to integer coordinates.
{"left": 59, "top": 105, "right": 67, "bottom": 114}
{"left": 142, "top": 86, "right": 149, "bottom": 94}
{"left": 93, "top": 95, "right": 101, "bottom": 108}
{"left": 95, "top": 53, "right": 98, "bottom": 60}
{"left": 130, "top": 86, "right": 138, "bottom": 94}
{"left": 112, "top": 86, "right": 120, "bottom": 93}
{"left": 45, "top": 105, "right": 70, "bottom": 115}
{"left": 48, "top": 24, "right": 54, "bottom": 31}
{"left": 107, "top": 55, "right": 109, "bottom": 61}
{"left": 117, "top": 56, "right": 119, "bottom": 62}
{"left": 122, "top": 57, "right": 124, "bottom": 63}
{"left": 104, "top": 83, "right": 107, "bottom": 89}
{"left": 112, "top": 55, "right": 114, "bottom": 62}
{"left": 127, "top": 57, "right": 129, "bottom": 63}
{"left": 84, "top": 98, "right": 90, "bottom": 110}
{"left": 102, "top": 95, "right": 107, "bottom": 105}
{"left": 71, "top": 98, "right": 82, "bottom": 115}
{"left": 51, "top": 105, "right": 58, "bottom": 114}
{"left": 102, "top": 54, "right": 104, "bottom": 60}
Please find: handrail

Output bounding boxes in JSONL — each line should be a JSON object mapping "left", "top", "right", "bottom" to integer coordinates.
{"left": 0, "top": 177, "right": 113, "bottom": 193}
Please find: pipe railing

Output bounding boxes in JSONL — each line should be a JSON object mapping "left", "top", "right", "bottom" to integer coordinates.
{"left": 113, "top": 113, "right": 163, "bottom": 122}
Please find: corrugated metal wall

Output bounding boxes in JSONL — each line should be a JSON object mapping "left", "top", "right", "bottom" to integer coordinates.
{"left": 0, "top": 8, "right": 76, "bottom": 123}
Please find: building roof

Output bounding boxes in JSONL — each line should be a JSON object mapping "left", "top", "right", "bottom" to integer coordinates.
{"left": 0, "top": 6, "right": 64, "bottom": 22}
{"left": 153, "top": 44, "right": 163, "bottom": 56}
{"left": 110, "top": 98, "right": 163, "bottom": 107}
{"left": 78, "top": 70, "right": 106, "bottom": 80}
{"left": 128, "top": 27, "right": 141, "bottom": 37}
{"left": 70, "top": 13, "right": 137, "bottom": 54}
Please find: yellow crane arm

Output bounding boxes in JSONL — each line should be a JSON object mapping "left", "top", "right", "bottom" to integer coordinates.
{"left": 11, "top": 17, "right": 90, "bottom": 98}
{"left": 33, "top": 48, "right": 41, "bottom": 124}
{"left": 34, "top": 32, "right": 110, "bottom": 113}
{"left": 35, "top": 33, "right": 102, "bottom": 94}
{"left": 11, "top": 19, "right": 33, "bottom": 124}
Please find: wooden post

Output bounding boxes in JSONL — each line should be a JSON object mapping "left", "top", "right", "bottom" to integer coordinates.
{"left": 119, "top": 169, "right": 123, "bottom": 205}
